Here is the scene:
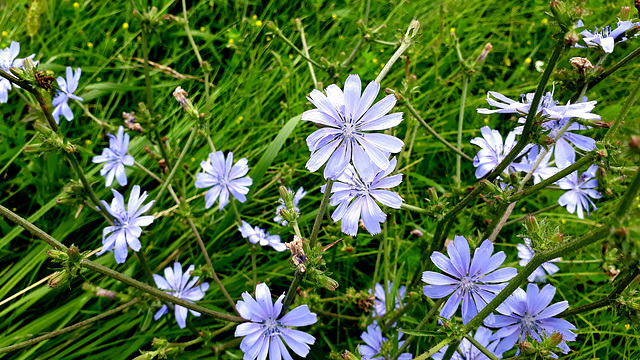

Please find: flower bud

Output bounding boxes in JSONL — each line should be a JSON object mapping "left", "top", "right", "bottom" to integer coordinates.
{"left": 564, "top": 29, "right": 580, "bottom": 46}
{"left": 427, "top": 187, "right": 438, "bottom": 201}
{"left": 519, "top": 340, "right": 536, "bottom": 354}
{"left": 48, "top": 271, "right": 70, "bottom": 288}
{"left": 47, "top": 249, "right": 68, "bottom": 262}
{"left": 620, "top": 6, "right": 631, "bottom": 21}
{"left": 341, "top": 350, "right": 358, "bottom": 360}
{"left": 172, "top": 86, "right": 200, "bottom": 120}
{"left": 477, "top": 43, "right": 493, "bottom": 64}
{"left": 524, "top": 214, "right": 540, "bottom": 234}
{"left": 629, "top": 135, "right": 640, "bottom": 153}
{"left": 547, "top": 332, "right": 564, "bottom": 347}
{"left": 406, "top": 19, "right": 420, "bottom": 39}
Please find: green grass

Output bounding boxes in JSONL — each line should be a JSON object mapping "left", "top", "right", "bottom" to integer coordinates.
{"left": 0, "top": 0, "right": 639, "bottom": 359}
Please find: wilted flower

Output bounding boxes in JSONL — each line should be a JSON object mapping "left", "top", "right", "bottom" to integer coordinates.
{"left": 52, "top": 67, "right": 84, "bottom": 123}
{"left": 372, "top": 281, "right": 407, "bottom": 317}
{"left": 517, "top": 238, "right": 560, "bottom": 282}
{"left": 303, "top": 74, "right": 404, "bottom": 179}
{"left": 97, "top": 185, "right": 154, "bottom": 263}
{"left": 471, "top": 127, "right": 523, "bottom": 179}
{"left": 195, "top": 151, "right": 253, "bottom": 210}
{"left": 569, "top": 57, "right": 594, "bottom": 73}
{"left": 274, "top": 187, "right": 306, "bottom": 225}
{"left": 432, "top": 327, "right": 502, "bottom": 360}
{"left": 576, "top": 20, "right": 637, "bottom": 53}
{"left": 557, "top": 164, "right": 601, "bottom": 219}
{"left": 360, "top": 322, "right": 412, "bottom": 360}
{"left": 238, "top": 220, "right": 286, "bottom": 251}
{"left": 92, "top": 126, "right": 135, "bottom": 187}
{"left": 153, "top": 262, "right": 209, "bottom": 328}
{"left": 422, "top": 236, "right": 517, "bottom": 324}
{"left": 235, "top": 283, "right": 317, "bottom": 360}
{"left": 0, "top": 41, "right": 35, "bottom": 103}
{"left": 325, "top": 157, "right": 403, "bottom": 236}
{"left": 488, "top": 284, "right": 577, "bottom": 355}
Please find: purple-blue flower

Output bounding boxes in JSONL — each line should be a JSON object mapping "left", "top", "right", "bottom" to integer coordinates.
{"left": 239, "top": 220, "right": 286, "bottom": 252}
{"left": 360, "top": 322, "right": 412, "bottom": 360}
{"left": 303, "top": 74, "right": 404, "bottom": 180}
{"left": 431, "top": 327, "right": 502, "bottom": 360}
{"left": 470, "top": 127, "right": 522, "bottom": 179}
{"left": 537, "top": 119, "right": 596, "bottom": 168}
{"left": 477, "top": 91, "right": 598, "bottom": 122}
{"left": 235, "top": 282, "right": 317, "bottom": 360}
{"left": 557, "top": 164, "right": 601, "bottom": 219}
{"left": 422, "top": 236, "right": 517, "bottom": 324}
{"left": 0, "top": 42, "right": 35, "bottom": 103}
{"left": 52, "top": 67, "right": 84, "bottom": 124}
{"left": 274, "top": 187, "right": 306, "bottom": 226}
{"left": 372, "top": 281, "right": 407, "bottom": 318}
{"left": 325, "top": 157, "right": 403, "bottom": 236}
{"left": 97, "top": 185, "right": 154, "bottom": 263}
{"left": 511, "top": 146, "right": 557, "bottom": 184}
{"left": 153, "top": 262, "right": 209, "bottom": 329}
{"left": 517, "top": 238, "right": 560, "bottom": 282}
{"left": 92, "top": 126, "right": 135, "bottom": 187}
{"left": 195, "top": 151, "right": 253, "bottom": 210}
{"left": 488, "top": 284, "right": 577, "bottom": 355}
{"left": 577, "top": 20, "right": 637, "bottom": 53}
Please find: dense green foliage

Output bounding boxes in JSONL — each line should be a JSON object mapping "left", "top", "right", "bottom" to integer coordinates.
{"left": 1, "top": 0, "right": 639, "bottom": 359}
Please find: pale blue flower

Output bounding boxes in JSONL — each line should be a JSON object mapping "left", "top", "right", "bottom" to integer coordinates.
{"left": 274, "top": 187, "right": 306, "bottom": 226}
{"left": 195, "top": 151, "right": 252, "bottom": 210}
{"left": 235, "top": 283, "right": 317, "bottom": 360}
{"left": 0, "top": 42, "right": 35, "bottom": 103}
{"left": 488, "top": 284, "right": 577, "bottom": 355}
{"left": 360, "top": 322, "right": 412, "bottom": 360}
{"left": 238, "top": 220, "right": 286, "bottom": 252}
{"left": 557, "top": 164, "right": 601, "bottom": 219}
{"left": 303, "top": 74, "right": 404, "bottom": 180}
{"left": 153, "top": 262, "right": 209, "bottom": 329}
{"left": 97, "top": 185, "right": 154, "bottom": 263}
{"left": 422, "top": 236, "right": 517, "bottom": 324}
{"left": 471, "top": 127, "right": 523, "bottom": 179}
{"left": 52, "top": 67, "right": 84, "bottom": 123}
{"left": 576, "top": 20, "right": 637, "bottom": 53}
{"left": 325, "top": 157, "right": 403, "bottom": 236}
{"left": 372, "top": 281, "right": 407, "bottom": 318}
{"left": 517, "top": 238, "right": 560, "bottom": 282}
{"left": 432, "top": 327, "right": 502, "bottom": 360}
{"left": 92, "top": 126, "right": 135, "bottom": 187}
{"left": 511, "top": 146, "right": 557, "bottom": 184}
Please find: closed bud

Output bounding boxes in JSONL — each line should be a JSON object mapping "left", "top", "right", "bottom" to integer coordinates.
{"left": 620, "top": 6, "right": 631, "bottom": 21}
{"left": 406, "top": 19, "right": 420, "bottom": 39}
{"left": 629, "top": 135, "right": 640, "bottom": 152}
{"left": 427, "top": 187, "right": 438, "bottom": 201}
{"left": 48, "top": 271, "right": 70, "bottom": 288}
{"left": 547, "top": 332, "right": 563, "bottom": 347}
{"left": 519, "top": 341, "right": 536, "bottom": 354}
{"left": 564, "top": 29, "right": 580, "bottom": 46}
{"left": 551, "top": 232, "right": 564, "bottom": 243}
{"left": 341, "top": 350, "right": 358, "bottom": 360}
{"left": 316, "top": 273, "right": 339, "bottom": 291}
{"left": 524, "top": 214, "right": 540, "bottom": 233}
{"left": 47, "top": 249, "right": 68, "bottom": 262}
{"left": 22, "top": 58, "right": 36, "bottom": 74}
{"left": 477, "top": 43, "right": 493, "bottom": 64}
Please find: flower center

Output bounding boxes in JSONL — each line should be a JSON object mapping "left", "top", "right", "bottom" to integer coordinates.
{"left": 594, "top": 26, "right": 612, "bottom": 39}
{"left": 522, "top": 313, "right": 536, "bottom": 327}
{"left": 262, "top": 317, "right": 282, "bottom": 336}
{"left": 341, "top": 122, "right": 358, "bottom": 138}
{"left": 459, "top": 276, "right": 475, "bottom": 290}
{"left": 113, "top": 209, "right": 130, "bottom": 227}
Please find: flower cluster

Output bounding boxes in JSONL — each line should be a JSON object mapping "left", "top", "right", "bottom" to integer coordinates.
{"left": 274, "top": 187, "right": 306, "bottom": 226}
{"left": 0, "top": 42, "right": 34, "bottom": 103}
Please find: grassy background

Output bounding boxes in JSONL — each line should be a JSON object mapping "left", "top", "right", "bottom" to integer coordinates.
{"left": 0, "top": 0, "right": 639, "bottom": 359}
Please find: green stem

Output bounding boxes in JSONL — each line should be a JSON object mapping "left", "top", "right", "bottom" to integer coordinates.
{"left": 0, "top": 298, "right": 141, "bottom": 355}
{"left": 503, "top": 203, "right": 561, "bottom": 227}
{"left": 251, "top": 244, "right": 258, "bottom": 290}
{"left": 66, "top": 154, "right": 114, "bottom": 222}
{"left": 383, "top": 220, "right": 390, "bottom": 314}
{"left": 559, "top": 265, "right": 640, "bottom": 318}
{"left": 463, "top": 334, "right": 500, "bottom": 360}
{"left": 391, "top": 298, "right": 445, "bottom": 360}
{"left": 588, "top": 46, "right": 640, "bottom": 90}
{"left": 153, "top": 128, "right": 197, "bottom": 205}
{"left": 375, "top": 27, "right": 413, "bottom": 84}
{"left": 604, "top": 77, "right": 640, "bottom": 141}
{"left": 403, "top": 99, "right": 473, "bottom": 162}
{"left": 280, "top": 268, "right": 304, "bottom": 316}
{"left": 413, "top": 336, "right": 454, "bottom": 360}
{"left": 400, "top": 203, "right": 430, "bottom": 214}
{"left": 269, "top": 24, "right": 326, "bottom": 69}
{"left": 340, "top": 0, "right": 371, "bottom": 69}
{"left": 295, "top": 19, "right": 319, "bottom": 89}
{"left": 181, "top": 0, "right": 204, "bottom": 65}
{"left": 309, "top": 179, "right": 333, "bottom": 248}
{"left": 441, "top": 339, "right": 461, "bottom": 360}
{"left": 141, "top": 27, "right": 153, "bottom": 111}
{"left": 456, "top": 75, "right": 469, "bottom": 184}
{"left": 615, "top": 168, "right": 640, "bottom": 219}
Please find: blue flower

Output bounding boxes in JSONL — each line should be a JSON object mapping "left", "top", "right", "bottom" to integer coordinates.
{"left": 517, "top": 238, "right": 560, "bottom": 282}
{"left": 488, "top": 284, "right": 577, "bottom": 355}
{"left": 556, "top": 164, "right": 601, "bottom": 219}
{"left": 92, "top": 126, "right": 135, "bottom": 187}
{"left": 0, "top": 42, "right": 35, "bottom": 103}
{"left": 431, "top": 327, "right": 502, "bottom": 360}
{"left": 511, "top": 146, "right": 557, "bottom": 184}
{"left": 527, "top": 119, "right": 596, "bottom": 168}
{"left": 471, "top": 127, "right": 524, "bottom": 179}
{"left": 303, "top": 74, "right": 404, "bottom": 180}
{"left": 97, "top": 185, "right": 155, "bottom": 263}
{"left": 239, "top": 220, "right": 286, "bottom": 251}
{"left": 360, "top": 322, "right": 412, "bottom": 360}
{"left": 52, "top": 67, "right": 84, "bottom": 124}
{"left": 422, "top": 236, "right": 517, "bottom": 324}
{"left": 325, "top": 157, "right": 403, "bottom": 236}
{"left": 195, "top": 151, "right": 253, "bottom": 210}
{"left": 153, "top": 262, "right": 209, "bottom": 329}
{"left": 274, "top": 187, "right": 306, "bottom": 225}
{"left": 577, "top": 20, "right": 637, "bottom": 53}
{"left": 235, "top": 282, "right": 317, "bottom": 360}
{"left": 372, "top": 281, "right": 407, "bottom": 318}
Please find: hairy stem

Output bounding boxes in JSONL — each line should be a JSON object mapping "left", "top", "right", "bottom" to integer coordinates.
{"left": 604, "top": 76, "right": 640, "bottom": 141}
{"left": 0, "top": 69, "right": 59, "bottom": 132}
{"left": 281, "top": 268, "right": 304, "bottom": 316}
{"left": 464, "top": 334, "right": 500, "bottom": 360}
{"left": 588, "top": 46, "right": 640, "bottom": 90}
{"left": 391, "top": 298, "right": 445, "bottom": 360}
{"left": 66, "top": 154, "right": 114, "bottom": 223}
{"left": 153, "top": 127, "right": 197, "bottom": 205}
{"left": 456, "top": 75, "right": 469, "bottom": 184}
{"left": 295, "top": 19, "right": 319, "bottom": 89}
{"left": 309, "top": 179, "right": 333, "bottom": 248}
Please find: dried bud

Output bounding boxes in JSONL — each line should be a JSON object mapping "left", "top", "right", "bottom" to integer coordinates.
{"left": 123, "top": 111, "right": 144, "bottom": 132}
{"left": 564, "top": 29, "right": 580, "bottom": 46}
{"left": 569, "top": 57, "right": 594, "bottom": 74}
{"left": 410, "top": 229, "right": 424, "bottom": 237}
{"left": 285, "top": 235, "right": 307, "bottom": 272}
{"left": 172, "top": 86, "right": 200, "bottom": 119}
{"left": 96, "top": 287, "right": 118, "bottom": 299}
{"left": 629, "top": 135, "right": 640, "bottom": 152}
{"left": 477, "top": 42, "right": 493, "bottom": 64}
{"left": 620, "top": 6, "right": 632, "bottom": 21}
{"left": 616, "top": 227, "right": 629, "bottom": 239}
{"left": 405, "top": 19, "right": 420, "bottom": 39}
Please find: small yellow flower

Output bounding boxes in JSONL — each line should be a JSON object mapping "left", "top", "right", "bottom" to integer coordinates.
{"left": 521, "top": 207, "right": 526, "bottom": 212}
{"left": 112, "top": 38, "right": 117, "bottom": 43}
{"left": 73, "top": 2, "right": 80, "bottom": 8}
{"left": 96, "top": 77, "right": 102, "bottom": 82}
{"left": 252, "top": 15, "right": 257, "bottom": 20}
{"left": 372, "top": 58, "right": 378, "bottom": 64}
{"left": 228, "top": 38, "right": 234, "bottom": 44}
{"left": 380, "top": 48, "right": 384, "bottom": 52}
{"left": 87, "top": 42, "right": 94, "bottom": 48}
{"left": 525, "top": 58, "right": 532, "bottom": 64}
{"left": 122, "top": 22, "right": 129, "bottom": 30}
{"left": 636, "top": 196, "right": 639, "bottom": 201}
{"left": 209, "top": 1, "right": 213, "bottom": 6}
{"left": 191, "top": 157, "right": 196, "bottom": 162}
{"left": 542, "top": 18, "right": 548, "bottom": 25}
{"left": 450, "top": 27, "right": 455, "bottom": 33}
{"left": 338, "top": 35, "right": 344, "bottom": 39}
{"left": 238, "top": 116, "right": 244, "bottom": 121}
{"left": 98, "top": 133, "right": 104, "bottom": 139}
{"left": 625, "top": 324, "right": 631, "bottom": 330}
{"left": 288, "top": 54, "right": 293, "bottom": 59}
{"left": 561, "top": 219, "right": 566, "bottom": 224}
{"left": 483, "top": 117, "right": 489, "bottom": 124}
{"left": 255, "top": 20, "right": 263, "bottom": 27}
{"left": 505, "top": 58, "right": 511, "bottom": 67}
{"left": 380, "top": 62, "right": 385, "bottom": 68}
{"left": 331, "top": 14, "right": 337, "bottom": 20}
{"left": 526, "top": 40, "right": 531, "bottom": 45}
{"left": 85, "top": 139, "right": 92, "bottom": 145}
{"left": 266, "top": 36, "right": 271, "bottom": 41}
{"left": 1, "top": 31, "right": 8, "bottom": 37}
